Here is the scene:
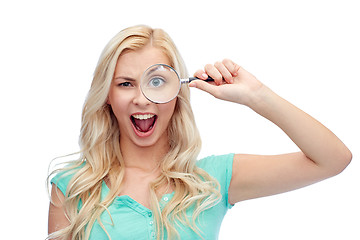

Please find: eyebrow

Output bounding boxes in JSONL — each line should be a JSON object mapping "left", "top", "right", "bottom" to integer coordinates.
{"left": 146, "top": 67, "right": 159, "bottom": 76}
{"left": 113, "top": 76, "right": 137, "bottom": 81}
{"left": 147, "top": 65, "right": 171, "bottom": 76}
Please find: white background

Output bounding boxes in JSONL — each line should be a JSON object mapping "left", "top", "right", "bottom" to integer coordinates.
{"left": 1, "top": 0, "right": 359, "bottom": 239}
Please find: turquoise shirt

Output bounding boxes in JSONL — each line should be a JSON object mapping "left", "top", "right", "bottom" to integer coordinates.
{"left": 51, "top": 153, "right": 234, "bottom": 239}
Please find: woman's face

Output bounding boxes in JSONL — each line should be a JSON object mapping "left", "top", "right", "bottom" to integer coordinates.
{"left": 107, "top": 46, "right": 177, "bottom": 149}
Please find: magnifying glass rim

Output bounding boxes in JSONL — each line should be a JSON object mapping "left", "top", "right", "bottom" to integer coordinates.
{"left": 141, "top": 63, "right": 181, "bottom": 104}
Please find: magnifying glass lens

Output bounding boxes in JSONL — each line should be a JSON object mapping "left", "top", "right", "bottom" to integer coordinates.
{"left": 141, "top": 64, "right": 181, "bottom": 103}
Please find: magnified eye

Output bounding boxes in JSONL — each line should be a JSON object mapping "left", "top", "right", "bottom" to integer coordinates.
{"left": 141, "top": 64, "right": 181, "bottom": 104}
{"left": 148, "top": 77, "right": 166, "bottom": 88}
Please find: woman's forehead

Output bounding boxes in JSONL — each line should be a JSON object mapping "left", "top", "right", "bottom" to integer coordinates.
{"left": 118, "top": 47, "right": 170, "bottom": 67}
{"left": 114, "top": 48, "right": 171, "bottom": 81}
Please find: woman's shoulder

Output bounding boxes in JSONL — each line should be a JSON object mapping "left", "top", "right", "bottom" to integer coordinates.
{"left": 196, "top": 153, "right": 235, "bottom": 184}
{"left": 196, "top": 153, "right": 235, "bottom": 171}
{"left": 50, "top": 161, "right": 86, "bottom": 195}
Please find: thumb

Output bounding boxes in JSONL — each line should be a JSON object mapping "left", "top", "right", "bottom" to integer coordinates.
{"left": 189, "top": 80, "right": 220, "bottom": 97}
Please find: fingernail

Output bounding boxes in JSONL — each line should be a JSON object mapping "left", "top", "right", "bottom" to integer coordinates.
{"left": 202, "top": 73, "right": 208, "bottom": 79}
{"left": 189, "top": 82, "right": 196, "bottom": 88}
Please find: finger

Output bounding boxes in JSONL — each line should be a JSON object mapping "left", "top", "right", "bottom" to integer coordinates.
{"left": 204, "top": 64, "right": 223, "bottom": 85}
{"left": 189, "top": 79, "right": 220, "bottom": 97}
{"left": 223, "top": 58, "right": 241, "bottom": 77}
{"left": 193, "top": 69, "right": 209, "bottom": 80}
{"left": 214, "top": 61, "right": 233, "bottom": 84}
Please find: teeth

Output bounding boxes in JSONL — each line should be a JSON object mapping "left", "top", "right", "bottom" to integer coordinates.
{"left": 132, "top": 114, "right": 155, "bottom": 120}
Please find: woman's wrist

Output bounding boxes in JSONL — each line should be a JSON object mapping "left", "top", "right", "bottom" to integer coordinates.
{"left": 243, "top": 84, "right": 274, "bottom": 112}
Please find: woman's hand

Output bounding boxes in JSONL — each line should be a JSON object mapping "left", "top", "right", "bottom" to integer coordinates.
{"left": 190, "top": 59, "right": 264, "bottom": 106}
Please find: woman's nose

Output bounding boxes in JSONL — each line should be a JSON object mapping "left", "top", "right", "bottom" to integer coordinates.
{"left": 132, "top": 87, "right": 151, "bottom": 105}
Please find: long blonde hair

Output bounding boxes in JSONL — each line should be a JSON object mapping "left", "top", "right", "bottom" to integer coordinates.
{"left": 48, "top": 25, "right": 221, "bottom": 240}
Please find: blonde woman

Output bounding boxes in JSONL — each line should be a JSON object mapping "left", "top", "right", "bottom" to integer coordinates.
{"left": 48, "top": 25, "right": 351, "bottom": 240}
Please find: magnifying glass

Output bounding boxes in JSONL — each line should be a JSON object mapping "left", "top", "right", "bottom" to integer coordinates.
{"left": 140, "top": 64, "right": 213, "bottom": 104}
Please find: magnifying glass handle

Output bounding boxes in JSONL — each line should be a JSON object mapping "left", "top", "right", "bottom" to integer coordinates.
{"left": 187, "top": 76, "right": 214, "bottom": 82}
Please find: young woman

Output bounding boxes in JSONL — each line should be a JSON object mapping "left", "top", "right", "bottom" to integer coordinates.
{"left": 48, "top": 25, "right": 351, "bottom": 240}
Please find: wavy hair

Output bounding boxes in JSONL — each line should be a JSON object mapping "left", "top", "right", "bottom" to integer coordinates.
{"left": 48, "top": 25, "right": 221, "bottom": 240}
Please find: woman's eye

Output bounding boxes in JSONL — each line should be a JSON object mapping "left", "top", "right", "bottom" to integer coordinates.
{"left": 148, "top": 77, "right": 165, "bottom": 88}
{"left": 118, "top": 82, "right": 132, "bottom": 87}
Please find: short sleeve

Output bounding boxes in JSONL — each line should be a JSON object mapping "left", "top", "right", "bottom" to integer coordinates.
{"left": 196, "top": 153, "right": 235, "bottom": 209}
{"left": 50, "top": 164, "right": 83, "bottom": 196}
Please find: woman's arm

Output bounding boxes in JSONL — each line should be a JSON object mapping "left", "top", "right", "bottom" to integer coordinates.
{"left": 48, "top": 184, "right": 70, "bottom": 237}
{"left": 191, "top": 59, "right": 352, "bottom": 204}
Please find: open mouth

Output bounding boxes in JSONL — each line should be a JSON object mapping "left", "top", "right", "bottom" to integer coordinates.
{"left": 130, "top": 114, "right": 157, "bottom": 133}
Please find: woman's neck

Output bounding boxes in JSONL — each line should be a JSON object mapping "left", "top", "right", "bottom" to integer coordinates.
{"left": 119, "top": 138, "right": 170, "bottom": 172}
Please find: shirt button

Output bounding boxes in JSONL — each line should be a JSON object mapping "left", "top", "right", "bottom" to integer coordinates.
{"left": 163, "top": 197, "right": 169, "bottom": 201}
{"left": 148, "top": 212, "right": 152, "bottom": 217}
{"left": 149, "top": 221, "right": 153, "bottom": 225}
